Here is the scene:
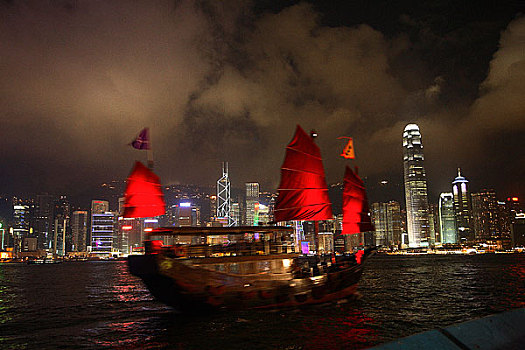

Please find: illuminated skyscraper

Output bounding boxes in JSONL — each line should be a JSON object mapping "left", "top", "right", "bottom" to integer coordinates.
{"left": 12, "top": 198, "right": 33, "bottom": 240}
{"left": 402, "top": 124, "right": 431, "bottom": 247}
{"left": 91, "top": 211, "right": 116, "bottom": 255}
{"left": 452, "top": 169, "right": 473, "bottom": 243}
{"left": 90, "top": 200, "right": 114, "bottom": 255}
{"left": 35, "top": 193, "right": 54, "bottom": 250}
{"left": 217, "top": 162, "right": 234, "bottom": 226}
{"left": 439, "top": 192, "right": 457, "bottom": 244}
{"left": 471, "top": 189, "right": 511, "bottom": 249}
{"left": 53, "top": 196, "right": 71, "bottom": 255}
{"left": 245, "top": 182, "right": 260, "bottom": 226}
{"left": 71, "top": 211, "right": 88, "bottom": 252}
{"left": 371, "top": 201, "right": 402, "bottom": 248}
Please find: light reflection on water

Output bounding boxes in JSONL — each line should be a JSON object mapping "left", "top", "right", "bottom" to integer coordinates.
{"left": 0, "top": 254, "right": 523, "bottom": 349}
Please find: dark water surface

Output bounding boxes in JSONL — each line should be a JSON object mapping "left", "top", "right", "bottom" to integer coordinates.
{"left": 1, "top": 254, "right": 524, "bottom": 349}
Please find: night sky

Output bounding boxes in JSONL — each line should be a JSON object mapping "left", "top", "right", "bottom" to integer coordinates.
{"left": 1, "top": 0, "right": 524, "bottom": 206}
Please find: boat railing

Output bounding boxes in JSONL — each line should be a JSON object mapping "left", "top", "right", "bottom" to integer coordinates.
{"left": 145, "top": 239, "right": 299, "bottom": 258}
{"left": 145, "top": 226, "right": 297, "bottom": 258}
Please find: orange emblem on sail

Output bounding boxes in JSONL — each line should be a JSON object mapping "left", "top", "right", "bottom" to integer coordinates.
{"left": 339, "top": 137, "right": 355, "bottom": 159}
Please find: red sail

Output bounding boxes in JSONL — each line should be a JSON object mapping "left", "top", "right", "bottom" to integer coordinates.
{"left": 123, "top": 161, "right": 166, "bottom": 218}
{"left": 342, "top": 166, "right": 374, "bottom": 234}
{"left": 274, "top": 125, "right": 333, "bottom": 221}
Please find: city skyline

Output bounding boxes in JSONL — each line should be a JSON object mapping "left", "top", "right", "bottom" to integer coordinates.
{"left": 0, "top": 1, "right": 524, "bottom": 204}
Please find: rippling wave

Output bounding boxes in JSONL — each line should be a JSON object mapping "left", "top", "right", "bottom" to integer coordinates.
{"left": 0, "top": 254, "right": 523, "bottom": 349}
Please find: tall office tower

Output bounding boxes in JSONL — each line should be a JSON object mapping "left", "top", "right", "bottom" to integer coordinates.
{"left": 505, "top": 197, "right": 522, "bottom": 224}
{"left": 471, "top": 190, "right": 498, "bottom": 243}
{"left": 71, "top": 211, "right": 88, "bottom": 252}
{"left": 496, "top": 201, "right": 512, "bottom": 249}
{"left": 12, "top": 198, "right": 33, "bottom": 240}
{"left": 471, "top": 190, "right": 511, "bottom": 249}
{"left": 34, "top": 193, "right": 54, "bottom": 249}
{"left": 511, "top": 213, "right": 525, "bottom": 247}
{"left": 429, "top": 203, "right": 440, "bottom": 244}
{"left": 231, "top": 202, "right": 241, "bottom": 227}
{"left": 53, "top": 196, "right": 71, "bottom": 255}
{"left": 439, "top": 192, "right": 457, "bottom": 244}
{"left": 90, "top": 200, "right": 112, "bottom": 254}
{"left": 91, "top": 211, "right": 116, "bottom": 255}
{"left": 403, "top": 124, "right": 431, "bottom": 247}
{"left": 371, "top": 201, "right": 402, "bottom": 248}
{"left": 245, "top": 182, "right": 260, "bottom": 226}
{"left": 217, "top": 162, "right": 233, "bottom": 226}
{"left": 209, "top": 195, "right": 217, "bottom": 220}
{"left": 452, "top": 169, "right": 473, "bottom": 243}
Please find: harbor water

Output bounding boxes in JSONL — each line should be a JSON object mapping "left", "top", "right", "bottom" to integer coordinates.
{"left": 1, "top": 254, "right": 524, "bottom": 349}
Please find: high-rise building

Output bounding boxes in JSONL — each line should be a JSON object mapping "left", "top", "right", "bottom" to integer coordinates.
{"left": 402, "top": 124, "right": 431, "bottom": 247}
{"left": 53, "top": 196, "right": 71, "bottom": 255}
{"left": 511, "top": 213, "right": 525, "bottom": 247}
{"left": 471, "top": 190, "right": 498, "bottom": 243}
{"left": 439, "top": 192, "right": 457, "bottom": 244}
{"left": 452, "top": 169, "right": 473, "bottom": 243}
{"left": 371, "top": 201, "right": 402, "bottom": 248}
{"left": 217, "top": 162, "right": 233, "bottom": 226}
{"left": 496, "top": 201, "right": 512, "bottom": 249}
{"left": 34, "top": 193, "right": 54, "bottom": 250}
{"left": 71, "top": 211, "right": 88, "bottom": 252}
{"left": 245, "top": 182, "right": 260, "bottom": 226}
{"left": 505, "top": 197, "right": 522, "bottom": 225}
{"left": 429, "top": 203, "right": 439, "bottom": 245}
{"left": 90, "top": 200, "right": 114, "bottom": 255}
{"left": 91, "top": 211, "right": 116, "bottom": 255}
{"left": 231, "top": 202, "right": 241, "bottom": 227}
{"left": 12, "top": 198, "right": 33, "bottom": 240}
{"left": 471, "top": 190, "right": 511, "bottom": 249}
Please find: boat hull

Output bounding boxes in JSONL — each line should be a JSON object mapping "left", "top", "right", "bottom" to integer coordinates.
{"left": 128, "top": 251, "right": 372, "bottom": 312}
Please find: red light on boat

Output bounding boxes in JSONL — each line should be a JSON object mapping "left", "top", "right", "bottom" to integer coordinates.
{"left": 122, "top": 225, "right": 133, "bottom": 231}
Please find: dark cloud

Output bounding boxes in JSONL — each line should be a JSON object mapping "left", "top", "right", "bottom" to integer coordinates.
{"left": 0, "top": 0, "right": 523, "bottom": 206}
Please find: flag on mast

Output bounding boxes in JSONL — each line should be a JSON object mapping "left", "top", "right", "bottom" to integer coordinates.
{"left": 130, "top": 128, "right": 150, "bottom": 150}
{"left": 338, "top": 137, "right": 355, "bottom": 159}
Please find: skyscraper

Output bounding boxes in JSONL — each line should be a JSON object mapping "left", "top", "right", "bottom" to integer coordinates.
{"left": 371, "top": 201, "right": 402, "bottom": 248}
{"left": 217, "top": 162, "right": 233, "bottom": 226}
{"left": 71, "top": 211, "right": 88, "bottom": 252}
{"left": 471, "top": 190, "right": 511, "bottom": 249}
{"left": 12, "top": 198, "right": 33, "bottom": 240}
{"left": 53, "top": 196, "right": 70, "bottom": 256}
{"left": 452, "top": 168, "right": 473, "bottom": 243}
{"left": 402, "top": 124, "right": 431, "bottom": 247}
{"left": 245, "top": 182, "right": 260, "bottom": 226}
{"left": 439, "top": 192, "right": 457, "bottom": 244}
{"left": 34, "top": 193, "right": 54, "bottom": 250}
{"left": 90, "top": 200, "right": 114, "bottom": 255}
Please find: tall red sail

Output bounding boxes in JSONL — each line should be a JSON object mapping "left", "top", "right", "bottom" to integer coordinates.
{"left": 274, "top": 125, "right": 333, "bottom": 221}
{"left": 342, "top": 166, "right": 374, "bottom": 234}
{"left": 123, "top": 161, "right": 166, "bottom": 218}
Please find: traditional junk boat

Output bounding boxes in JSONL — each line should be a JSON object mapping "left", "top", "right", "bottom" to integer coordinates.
{"left": 128, "top": 125, "right": 375, "bottom": 312}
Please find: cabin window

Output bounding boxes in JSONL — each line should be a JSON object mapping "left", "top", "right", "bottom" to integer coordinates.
{"left": 229, "top": 263, "right": 240, "bottom": 274}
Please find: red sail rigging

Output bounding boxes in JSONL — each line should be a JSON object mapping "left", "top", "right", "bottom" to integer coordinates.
{"left": 342, "top": 166, "right": 374, "bottom": 234}
{"left": 274, "top": 125, "right": 333, "bottom": 222}
{"left": 123, "top": 161, "right": 166, "bottom": 218}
